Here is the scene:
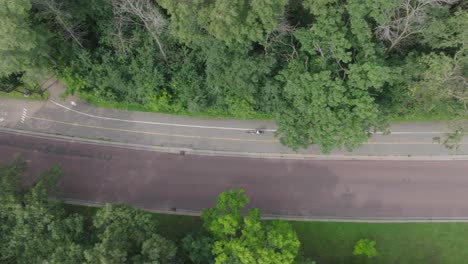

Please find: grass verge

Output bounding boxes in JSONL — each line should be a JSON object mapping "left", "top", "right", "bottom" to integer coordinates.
{"left": 388, "top": 102, "right": 468, "bottom": 122}
{"left": 81, "top": 92, "right": 467, "bottom": 123}
{"left": 0, "top": 90, "right": 49, "bottom": 101}
{"left": 390, "top": 111, "right": 468, "bottom": 122}
{"left": 79, "top": 92, "right": 272, "bottom": 120}
{"left": 64, "top": 204, "right": 468, "bottom": 264}
{"left": 291, "top": 221, "right": 468, "bottom": 264}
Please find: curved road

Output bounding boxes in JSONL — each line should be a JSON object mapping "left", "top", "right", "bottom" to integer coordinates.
{"left": 1, "top": 131, "right": 468, "bottom": 221}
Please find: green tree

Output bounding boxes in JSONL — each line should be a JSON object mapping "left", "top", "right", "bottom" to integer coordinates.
{"left": 0, "top": 159, "right": 178, "bottom": 264}
{"left": 202, "top": 190, "right": 300, "bottom": 264}
{"left": 275, "top": 60, "right": 389, "bottom": 152}
{"left": 0, "top": 160, "right": 86, "bottom": 264}
{"left": 353, "top": 239, "right": 377, "bottom": 258}
{"left": 46, "top": 215, "right": 87, "bottom": 264}
{"left": 204, "top": 42, "right": 276, "bottom": 116}
{"left": 372, "top": 0, "right": 461, "bottom": 52}
{"left": 0, "top": 72, "right": 24, "bottom": 93}
{"left": 157, "top": 0, "right": 288, "bottom": 46}
{"left": 182, "top": 234, "right": 215, "bottom": 264}
{"left": 409, "top": 9, "right": 468, "bottom": 111}
{"left": 421, "top": 8, "right": 467, "bottom": 51}
{"left": 73, "top": 30, "right": 170, "bottom": 106}
{"left": 28, "top": 0, "right": 467, "bottom": 153}
{"left": 84, "top": 204, "right": 176, "bottom": 264}
{"left": 0, "top": 157, "right": 26, "bottom": 261}
{"left": 169, "top": 47, "right": 208, "bottom": 113}
{"left": 273, "top": 0, "right": 394, "bottom": 152}
{"left": 0, "top": 0, "right": 50, "bottom": 84}
{"left": 0, "top": 156, "right": 25, "bottom": 202}
{"left": 410, "top": 53, "right": 467, "bottom": 110}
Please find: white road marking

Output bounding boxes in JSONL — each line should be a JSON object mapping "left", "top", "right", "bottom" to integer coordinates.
{"left": 0, "top": 108, "right": 6, "bottom": 122}
{"left": 375, "top": 131, "right": 442, "bottom": 135}
{"left": 20, "top": 108, "right": 27, "bottom": 123}
{"left": 51, "top": 100, "right": 276, "bottom": 132}
{"left": 50, "top": 100, "right": 445, "bottom": 135}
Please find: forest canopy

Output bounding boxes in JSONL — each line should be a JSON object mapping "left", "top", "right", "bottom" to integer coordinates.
{"left": 1, "top": 0, "right": 466, "bottom": 152}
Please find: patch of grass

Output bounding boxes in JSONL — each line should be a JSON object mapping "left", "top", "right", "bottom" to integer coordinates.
{"left": 150, "top": 213, "right": 203, "bottom": 242}
{"left": 388, "top": 101, "right": 467, "bottom": 122}
{"left": 291, "top": 221, "right": 468, "bottom": 264}
{"left": 64, "top": 204, "right": 468, "bottom": 264}
{"left": 79, "top": 92, "right": 272, "bottom": 120}
{"left": 0, "top": 90, "right": 49, "bottom": 101}
{"left": 81, "top": 92, "right": 466, "bottom": 123}
{"left": 390, "top": 111, "right": 468, "bottom": 122}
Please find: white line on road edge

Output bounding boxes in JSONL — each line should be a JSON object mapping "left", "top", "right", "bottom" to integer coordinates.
{"left": 64, "top": 198, "right": 468, "bottom": 223}
{"left": 377, "top": 131, "right": 443, "bottom": 134}
{"left": 51, "top": 100, "right": 276, "bottom": 132}
{"left": 50, "top": 100, "right": 444, "bottom": 134}
{"left": 1, "top": 126, "right": 467, "bottom": 161}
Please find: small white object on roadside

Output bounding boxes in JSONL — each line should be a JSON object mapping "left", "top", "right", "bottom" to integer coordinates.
{"left": 70, "top": 101, "right": 77, "bottom": 106}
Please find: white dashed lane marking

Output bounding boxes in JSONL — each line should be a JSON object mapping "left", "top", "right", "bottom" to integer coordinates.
{"left": 0, "top": 102, "right": 6, "bottom": 122}
{"left": 21, "top": 108, "right": 28, "bottom": 123}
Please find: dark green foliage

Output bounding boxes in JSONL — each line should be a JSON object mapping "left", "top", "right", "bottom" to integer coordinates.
{"left": 0, "top": 158, "right": 85, "bottom": 264}
{"left": 182, "top": 234, "right": 215, "bottom": 264}
{"left": 204, "top": 42, "right": 277, "bottom": 115}
{"left": 84, "top": 204, "right": 177, "bottom": 263}
{"left": 0, "top": 0, "right": 50, "bottom": 84}
{"left": 169, "top": 48, "right": 208, "bottom": 112}
{"left": 0, "top": 72, "right": 24, "bottom": 93}
{"left": 158, "top": 0, "right": 289, "bottom": 46}
{"left": 3, "top": 0, "right": 465, "bottom": 152}
{"left": 274, "top": 0, "right": 395, "bottom": 152}
{"left": 0, "top": 159, "right": 177, "bottom": 264}
{"left": 83, "top": 42, "right": 167, "bottom": 105}
{"left": 0, "top": 156, "right": 25, "bottom": 202}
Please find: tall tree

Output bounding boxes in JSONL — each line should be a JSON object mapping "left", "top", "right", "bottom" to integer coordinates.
{"left": 73, "top": 30, "right": 169, "bottom": 106}
{"left": 0, "top": 0, "right": 50, "bottom": 83}
{"left": 274, "top": 0, "right": 394, "bottom": 152}
{"left": 0, "top": 159, "right": 86, "bottom": 264}
{"left": 182, "top": 234, "right": 215, "bottom": 264}
{"left": 202, "top": 190, "right": 300, "bottom": 264}
{"left": 32, "top": 0, "right": 86, "bottom": 48}
{"left": 0, "top": 159, "right": 179, "bottom": 264}
{"left": 399, "top": 7, "right": 468, "bottom": 113}
{"left": 204, "top": 42, "right": 276, "bottom": 116}
{"left": 373, "top": 0, "right": 461, "bottom": 52}
{"left": 84, "top": 204, "right": 177, "bottom": 264}
{"left": 157, "top": 0, "right": 289, "bottom": 47}
{"left": 0, "top": 72, "right": 24, "bottom": 93}
{"left": 111, "top": 0, "right": 168, "bottom": 62}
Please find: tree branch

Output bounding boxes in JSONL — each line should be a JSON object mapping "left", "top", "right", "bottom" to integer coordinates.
{"left": 112, "top": 0, "right": 168, "bottom": 63}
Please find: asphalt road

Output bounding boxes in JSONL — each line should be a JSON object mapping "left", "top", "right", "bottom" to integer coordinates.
{"left": 2, "top": 131, "right": 468, "bottom": 221}
{"left": 0, "top": 79, "right": 467, "bottom": 156}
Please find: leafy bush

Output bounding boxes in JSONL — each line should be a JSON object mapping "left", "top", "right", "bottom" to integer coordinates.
{"left": 353, "top": 238, "right": 378, "bottom": 258}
